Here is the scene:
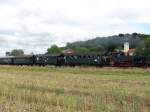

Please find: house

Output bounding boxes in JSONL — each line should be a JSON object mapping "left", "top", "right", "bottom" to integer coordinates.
{"left": 62, "top": 49, "right": 75, "bottom": 54}
{"left": 128, "top": 49, "right": 135, "bottom": 56}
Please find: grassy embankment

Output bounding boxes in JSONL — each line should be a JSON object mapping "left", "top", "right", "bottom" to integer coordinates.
{"left": 0, "top": 66, "right": 149, "bottom": 112}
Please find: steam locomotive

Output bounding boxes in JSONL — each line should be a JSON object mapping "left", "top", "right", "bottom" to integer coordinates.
{"left": 0, "top": 52, "right": 148, "bottom": 67}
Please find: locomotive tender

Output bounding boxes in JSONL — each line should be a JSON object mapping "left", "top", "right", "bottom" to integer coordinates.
{"left": 0, "top": 52, "right": 147, "bottom": 67}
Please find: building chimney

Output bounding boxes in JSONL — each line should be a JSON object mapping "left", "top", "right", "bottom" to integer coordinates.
{"left": 124, "top": 42, "right": 129, "bottom": 55}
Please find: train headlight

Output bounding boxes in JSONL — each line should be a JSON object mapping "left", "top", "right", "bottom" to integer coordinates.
{"left": 94, "top": 59, "right": 98, "bottom": 62}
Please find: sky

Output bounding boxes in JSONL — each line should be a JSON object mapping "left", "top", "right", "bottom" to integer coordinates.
{"left": 0, "top": 0, "right": 150, "bottom": 55}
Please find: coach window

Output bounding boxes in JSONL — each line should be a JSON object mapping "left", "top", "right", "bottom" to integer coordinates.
{"left": 74, "top": 56, "right": 77, "bottom": 59}
{"left": 88, "top": 55, "right": 91, "bottom": 59}
{"left": 70, "top": 56, "right": 72, "bottom": 59}
{"left": 78, "top": 56, "right": 81, "bottom": 59}
{"left": 71, "top": 56, "right": 74, "bottom": 59}
{"left": 83, "top": 55, "right": 86, "bottom": 59}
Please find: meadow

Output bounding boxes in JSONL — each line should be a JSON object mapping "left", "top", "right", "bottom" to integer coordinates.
{"left": 0, "top": 66, "right": 150, "bottom": 112}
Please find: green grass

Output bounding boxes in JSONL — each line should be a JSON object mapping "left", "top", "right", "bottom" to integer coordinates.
{"left": 0, "top": 66, "right": 150, "bottom": 112}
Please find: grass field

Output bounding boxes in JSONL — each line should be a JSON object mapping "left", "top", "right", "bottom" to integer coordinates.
{"left": 0, "top": 66, "right": 150, "bottom": 112}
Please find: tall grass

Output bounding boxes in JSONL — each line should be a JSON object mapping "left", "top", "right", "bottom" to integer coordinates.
{"left": 0, "top": 66, "right": 149, "bottom": 112}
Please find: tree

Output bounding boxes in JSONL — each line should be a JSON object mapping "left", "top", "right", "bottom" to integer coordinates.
{"left": 114, "top": 46, "right": 123, "bottom": 52}
{"left": 132, "top": 32, "right": 138, "bottom": 36}
{"left": 135, "top": 47, "right": 145, "bottom": 55}
{"left": 106, "top": 44, "right": 118, "bottom": 53}
{"left": 47, "top": 44, "right": 62, "bottom": 54}
{"left": 6, "top": 52, "right": 11, "bottom": 56}
{"left": 88, "top": 46, "right": 105, "bottom": 53}
{"left": 118, "top": 33, "right": 124, "bottom": 37}
{"left": 144, "top": 35, "right": 150, "bottom": 55}
{"left": 10, "top": 49, "right": 24, "bottom": 56}
{"left": 73, "top": 47, "right": 90, "bottom": 53}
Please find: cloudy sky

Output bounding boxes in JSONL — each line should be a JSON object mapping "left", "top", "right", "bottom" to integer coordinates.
{"left": 0, "top": 0, "right": 149, "bottom": 55}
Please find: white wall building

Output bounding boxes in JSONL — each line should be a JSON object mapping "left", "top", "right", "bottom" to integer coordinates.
{"left": 124, "top": 42, "right": 129, "bottom": 53}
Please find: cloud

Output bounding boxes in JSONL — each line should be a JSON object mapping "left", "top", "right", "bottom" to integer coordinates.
{"left": 0, "top": 0, "right": 149, "bottom": 55}
{"left": 0, "top": 0, "right": 17, "bottom": 4}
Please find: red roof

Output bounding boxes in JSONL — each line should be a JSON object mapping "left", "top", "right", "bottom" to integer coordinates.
{"left": 62, "top": 49, "right": 75, "bottom": 54}
{"left": 128, "top": 49, "right": 135, "bottom": 53}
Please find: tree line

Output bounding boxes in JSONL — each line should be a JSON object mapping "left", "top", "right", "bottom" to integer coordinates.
{"left": 6, "top": 33, "right": 150, "bottom": 56}
{"left": 46, "top": 33, "right": 150, "bottom": 55}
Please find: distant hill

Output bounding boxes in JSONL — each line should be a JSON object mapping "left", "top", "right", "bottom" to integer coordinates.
{"left": 66, "top": 33, "right": 146, "bottom": 50}
{"left": 47, "top": 33, "right": 150, "bottom": 54}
